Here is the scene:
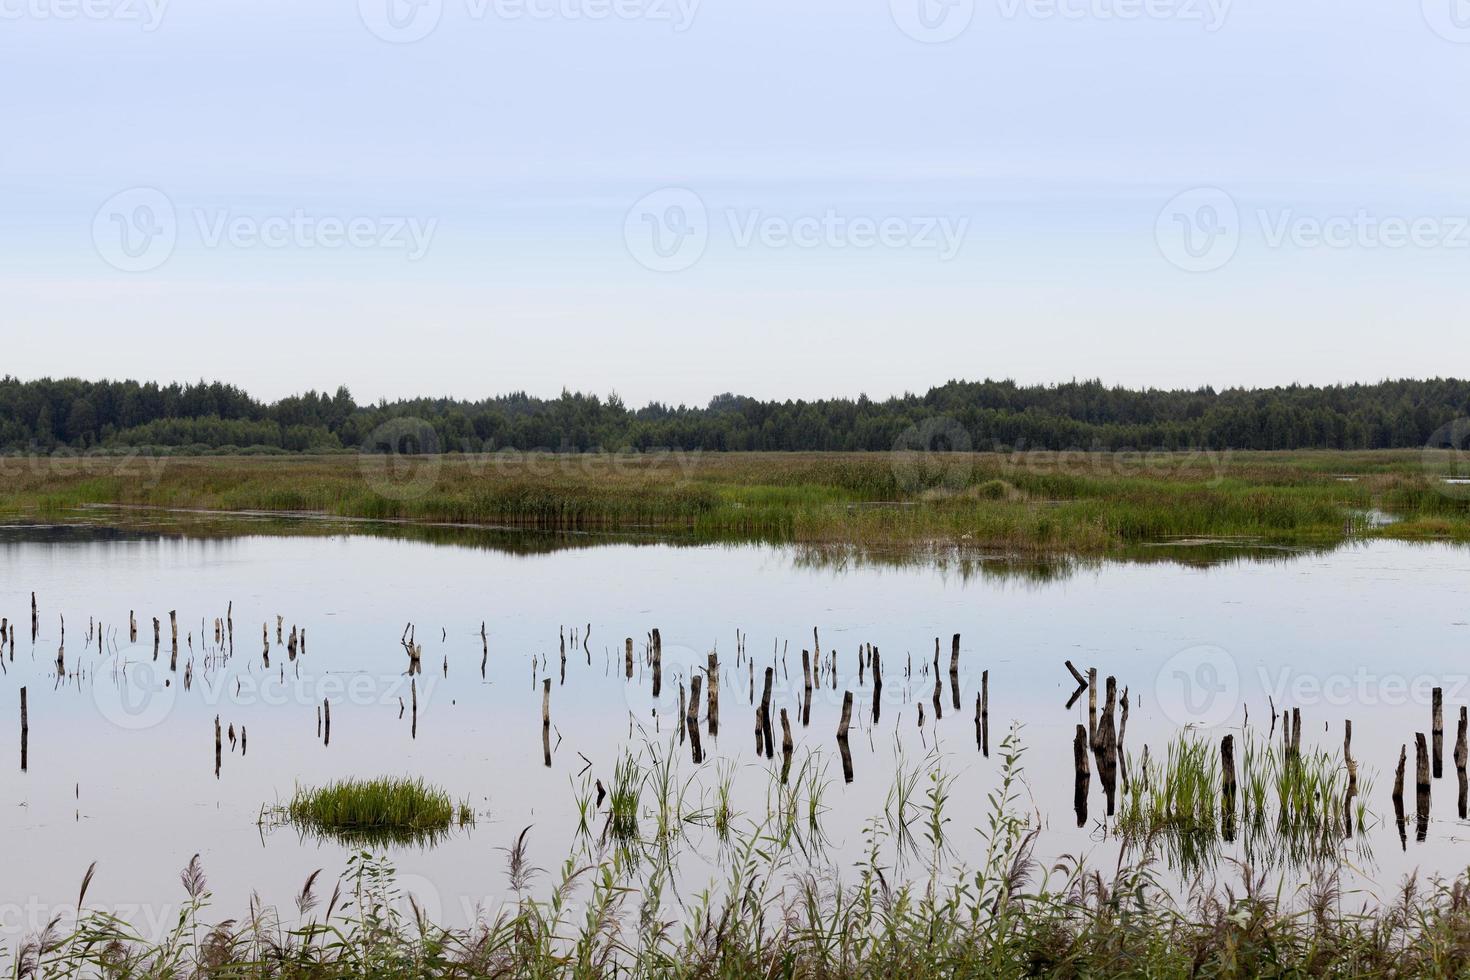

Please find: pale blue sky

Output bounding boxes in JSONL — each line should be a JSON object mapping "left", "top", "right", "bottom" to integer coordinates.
{"left": 2, "top": 0, "right": 1468, "bottom": 405}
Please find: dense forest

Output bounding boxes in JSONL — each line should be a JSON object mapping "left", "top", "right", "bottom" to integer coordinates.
{"left": 0, "top": 376, "right": 1466, "bottom": 455}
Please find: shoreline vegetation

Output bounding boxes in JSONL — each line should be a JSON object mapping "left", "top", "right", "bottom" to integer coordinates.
{"left": 0, "top": 449, "right": 1467, "bottom": 556}
{"left": 3, "top": 376, "right": 1468, "bottom": 455}
{"left": 11, "top": 737, "right": 1470, "bottom": 978}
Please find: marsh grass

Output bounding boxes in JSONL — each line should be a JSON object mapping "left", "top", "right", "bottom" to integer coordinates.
{"left": 3, "top": 450, "right": 1468, "bottom": 556}
{"left": 266, "top": 777, "right": 473, "bottom": 847}
{"left": 17, "top": 730, "right": 1466, "bottom": 978}
{"left": 1118, "top": 730, "right": 1372, "bottom": 874}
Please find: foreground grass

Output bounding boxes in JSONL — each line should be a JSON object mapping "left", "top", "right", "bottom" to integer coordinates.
{"left": 0, "top": 449, "right": 1467, "bottom": 555}
{"left": 10, "top": 735, "right": 1470, "bottom": 978}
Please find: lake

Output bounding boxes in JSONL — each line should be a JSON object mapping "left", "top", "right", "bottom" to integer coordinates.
{"left": 1, "top": 515, "right": 1468, "bottom": 942}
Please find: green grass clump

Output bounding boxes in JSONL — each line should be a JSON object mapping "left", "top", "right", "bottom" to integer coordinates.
{"left": 279, "top": 777, "right": 472, "bottom": 846}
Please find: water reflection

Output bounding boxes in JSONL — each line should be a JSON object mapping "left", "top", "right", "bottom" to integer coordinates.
{"left": 2, "top": 514, "right": 1469, "bottom": 935}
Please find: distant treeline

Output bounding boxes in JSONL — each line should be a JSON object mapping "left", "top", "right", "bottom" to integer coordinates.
{"left": 0, "top": 376, "right": 1466, "bottom": 454}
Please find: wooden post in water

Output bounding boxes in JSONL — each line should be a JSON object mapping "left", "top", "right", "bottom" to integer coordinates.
{"left": 1094, "top": 676, "right": 1118, "bottom": 816}
{"left": 975, "top": 692, "right": 984, "bottom": 752}
{"left": 1087, "top": 668, "right": 1098, "bottom": 748}
{"left": 624, "top": 638, "right": 633, "bottom": 680}
{"left": 323, "top": 699, "right": 331, "bottom": 747}
{"left": 411, "top": 678, "right": 418, "bottom": 739}
{"left": 801, "top": 650, "right": 813, "bottom": 727}
{"left": 949, "top": 633, "right": 960, "bottom": 712}
{"left": 1392, "top": 742, "right": 1406, "bottom": 808}
{"left": 981, "top": 670, "right": 990, "bottom": 757}
{"left": 931, "top": 637, "right": 943, "bottom": 721}
{"left": 1343, "top": 719, "right": 1357, "bottom": 838}
{"left": 759, "top": 667, "right": 774, "bottom": 760}
{"left": 1433, "top": 688, "right": 1444, "bottom": 779}
{"left": 706, "top": 652, "right": 719, "bottom": 736}
{"left": 687, "top": 674, "right": 703, "bottom": 764}
{"left": 651, "top": 629, "right": 662, "bottom": 698}
{"left": 31, "top": 592, "right": 37, "bottom": 642}
{"left": 19, "top": 687, "right": 28, "bottom": 773}
{"left": 129, "top": 611, "right": 137, "bottom": 644}
{"left": 871, "top": 647, "right": 882, "bottom": 725}
{"left": 1221, "top": 734, "right": 1237, "bottom": 841}
{"left": 169, "top": 611, "right": 178, "bottom": 672}
{"left": 1457, "top": 707, "right": 1468, "bottom": 820}
{"left": 1393, "top": 742, "right": 1407, "bottom": 848}
{"left": 1117, "top": 686, "right": 1130, "bottom": 791}
{"left": 541, "top": 678, "right": 552, "bottom": 768}
{"left": 1072, "top": 723, "right": 1089, "bottom": 827}
{"left": 779, "top": 707, "right": 793, "bottom": 782}
{"left": 214, "top": 716, "right": 222, "bottom": 779}
{"left": 837, "top": 690, "right": 854, "bottom": 783}
{"left": 1416, "top": 732, "right": 1431, "bottom": 840}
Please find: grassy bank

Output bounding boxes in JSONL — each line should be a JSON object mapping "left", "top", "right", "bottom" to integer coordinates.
{"left": 1, "top": 449, "right": 1467, "bottom": 554}
{"left": 10, "top": 736, "right": 1468, "bottom": 978}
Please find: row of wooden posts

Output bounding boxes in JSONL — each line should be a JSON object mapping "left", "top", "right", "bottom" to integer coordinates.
{"left": 581, "top": 630, "right": 991, "bottom": 780}
{"left": 1070, "top": 665, "right": 1128, "bottom": 824}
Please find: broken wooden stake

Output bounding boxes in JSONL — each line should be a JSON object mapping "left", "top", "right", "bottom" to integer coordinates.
{"left": 1221, "top": 733, "right": 1237, "bottom": 842}
{"left": 706, "top": 651, "right": 719, "bottom": 736}
{"left": 20, "top": 687, "right": 28, "bottom": 773}
{"left": 687, "top": 674, "right": 703, "bottom": 764}
{"left": 1433, "top": 687, "right": 1444, "bottom": 779}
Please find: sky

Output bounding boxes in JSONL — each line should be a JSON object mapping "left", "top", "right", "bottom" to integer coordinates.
{"left": 2, "top": 0, "right": 1469, "bottom": 407}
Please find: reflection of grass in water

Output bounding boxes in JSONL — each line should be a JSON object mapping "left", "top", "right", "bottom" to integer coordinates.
{"left": 1118, "top": 730, "right": 1372, "bottom": 874}
{"left": 268, "top": 777, "right": 473, "bottom": 847}
{"left": 606, "top": 750, "right": 643, "bottom": 845}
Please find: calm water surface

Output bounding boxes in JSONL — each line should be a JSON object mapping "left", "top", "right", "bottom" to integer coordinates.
{"left": 1, "top": 521, "right": 1468, "bottom": 940}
